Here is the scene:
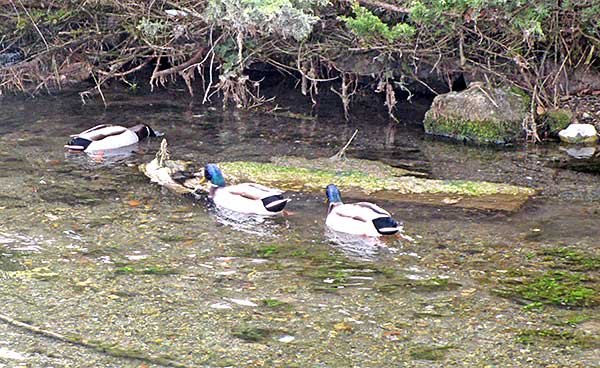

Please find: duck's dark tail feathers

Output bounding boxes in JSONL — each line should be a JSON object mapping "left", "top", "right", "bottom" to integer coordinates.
{"left": 262, "top": 195, "right": 290, "bottom": 213}
{"left": 64, "top": 137, "right": 92, "bottom": 151}
{"left": 372, "top": 217, "right": 401, "bottom": 235}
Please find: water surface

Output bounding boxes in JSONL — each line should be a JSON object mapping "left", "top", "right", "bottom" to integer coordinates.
{"left": 0, "top": 89, "right": 598, "bottom": 367}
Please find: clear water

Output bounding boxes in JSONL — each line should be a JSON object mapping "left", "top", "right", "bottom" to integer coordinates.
{"left": 0, "top": 89, "right": 598, "bottom": 367}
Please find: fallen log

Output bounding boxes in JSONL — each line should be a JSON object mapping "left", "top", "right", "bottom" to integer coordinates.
{"left": 140, "top": 140, "right": 535, "bottom": 212}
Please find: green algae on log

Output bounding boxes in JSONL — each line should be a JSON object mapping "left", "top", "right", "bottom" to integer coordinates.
{"left": 139, "top": 141, "right": 535, "bottom": 211}
{"left": 218, "top": 157, "right": 535, "bottom": 211}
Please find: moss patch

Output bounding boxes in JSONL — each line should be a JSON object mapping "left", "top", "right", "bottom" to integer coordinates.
{"left": 424, "top": 115, "right": 520, "bottom": 144}
{"left": 219, "top": 157, "right": 535, "bottom": 199}
{"left": 232, "top": 326, "right": 275, "bottom": 343}
{"left": 494, "top": 270, "right": 598, "bottom": 307}
{"left": 538, "top": 247, "right": 600, "bottom": 272}
{"left": 114, "top": 264, "right": 178, "bottom": 276}
{"left": 516, "top": 328, "right": 599, "bottom": 348}
{"left": 410, "top": 344, "right": 453, "bottom": 361}
{"left": 541, "top": 109, "right": 573, "bottom": 134}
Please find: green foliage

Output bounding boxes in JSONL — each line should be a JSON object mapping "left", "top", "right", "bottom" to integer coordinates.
{"left": 136, "top": 18, "right": 166, "bottom": 40}
{"left": 203, "top": 0, "right": 327, "bottom": 40}
{"left": 340, "top": 4, "right": 415, "bottom": 43}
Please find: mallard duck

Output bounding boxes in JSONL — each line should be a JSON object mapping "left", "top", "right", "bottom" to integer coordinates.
{"left": 200, "top": 164, "right": 290, "bottom": 215}
{"left": 325, "top": 184, "right": 401, "bottom": 237}
{"left": 65, "top": 124, "right": 158, "bottom": 152}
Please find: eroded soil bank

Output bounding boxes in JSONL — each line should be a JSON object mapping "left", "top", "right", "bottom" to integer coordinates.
{"left": 0, "top": 88, "right": 598, "bottom": 367}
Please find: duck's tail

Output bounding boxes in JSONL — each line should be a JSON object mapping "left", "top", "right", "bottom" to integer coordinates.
{"left": 372, "top": 217, "right": 402, "bottom": 235}
{"left": 262, "top": 195, "right": 290, "bottom": 213}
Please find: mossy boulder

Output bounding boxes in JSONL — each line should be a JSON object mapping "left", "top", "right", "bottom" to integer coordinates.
{"left": 541, "top": 108, "right": 573, "bottom": 135}
{"left": 423, "top": 84, "right": 529, "bottom": 144}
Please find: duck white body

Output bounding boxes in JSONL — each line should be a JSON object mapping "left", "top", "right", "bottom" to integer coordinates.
{"left": 65, "top": 124, "right": 156, "bottom": 152}
{"left": 325, "top": 184, "right": 401, "bottom": 237}
{"left": 203, "top": 164, "right": 289, "bottom": 216}
{"left": 210, "top": 182, "right": 289, "bottom": 216}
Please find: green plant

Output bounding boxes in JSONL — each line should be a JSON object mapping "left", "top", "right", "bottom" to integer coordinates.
{"left": 340, "top": 4, "right": 415, "bottom": 43}
{"left": 204, "top": 0, "right": 327, "bottom": 41}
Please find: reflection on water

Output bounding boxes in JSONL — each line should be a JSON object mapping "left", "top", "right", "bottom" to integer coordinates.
{"left": 0, "top": 231, "right": 48, "bottom": 253}
{"left": 64, "top": 143, "right": 144, "bottom": 168}
{"left": 324, "top": 228, "right": 391, "bottom": 261}
{"left": 209, "top": 203, "right": 287, "bottom": 237}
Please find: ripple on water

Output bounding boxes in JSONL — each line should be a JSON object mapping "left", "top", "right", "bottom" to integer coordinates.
{"left": 0, "top": 231, "right": 47, "bottom": 253}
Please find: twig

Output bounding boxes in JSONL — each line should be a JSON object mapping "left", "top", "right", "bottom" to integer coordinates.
{"left": 15, "top": 0, "right": 49, "bottom": 51}
{"left": 330, "top": 129, "right": 359, "bottom": 161}
{"left": 151, "top": 47, "right": 204, "bottom": 80}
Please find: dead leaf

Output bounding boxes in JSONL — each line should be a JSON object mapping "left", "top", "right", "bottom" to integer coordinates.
{"left": 383, "top": 330, "right": 403, "bottom": 340}
{"left": 127, "top": 200, "right": 141, "bottom": 207}
{"left": 536, "top": 104, "right": 546, "bottom": 115}
{"left": 442, "top": 197, "right": 461, "bottom": 205}
{"left": 334, "top": 322, "right": 353, "bottom": 331}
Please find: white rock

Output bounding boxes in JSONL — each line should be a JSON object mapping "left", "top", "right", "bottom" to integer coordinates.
{"left": 210, "top": 302, "right": 232, "bottom": 309}
{"left": 0, "top": 347, "right": 26, "bottom": 360}
{"left": 227, "top": 298, "right": 258, "bottom": 307}
{"left": 164, "top": 9, "right": 188, "bottom": 17}
{"left": 558, "top": 124, "right": 598, "bottom": 144}
{"left": 278, "top": 335, "right": 295, "bottom": 343}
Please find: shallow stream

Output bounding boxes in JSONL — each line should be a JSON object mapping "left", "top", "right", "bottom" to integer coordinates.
{"left": 0, "top": 89, "right": 598, "bottom": 367}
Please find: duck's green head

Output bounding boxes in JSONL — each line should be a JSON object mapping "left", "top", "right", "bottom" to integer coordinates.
{"left": 325, "top": 184, "right": 342, "bottom": 203}
{"left": 203, "top": 164, "right": 226, "bottom": 187}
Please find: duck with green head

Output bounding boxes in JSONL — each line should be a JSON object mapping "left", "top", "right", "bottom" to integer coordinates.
{"left": 200, "top": 164, "right": 290, "bottom": 215}
{"left": 325, "top": 184, "right": 401, "bottom": 237}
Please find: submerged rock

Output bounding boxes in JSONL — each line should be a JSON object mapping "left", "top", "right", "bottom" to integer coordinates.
{"left": 423, "top": 84, "right": 528, "bottom": 144}
{"left": 558, "top": 124, "right": 598, "bottom": 144}
{"left": 0, "top": 50, "right": 23, "bottom": 67}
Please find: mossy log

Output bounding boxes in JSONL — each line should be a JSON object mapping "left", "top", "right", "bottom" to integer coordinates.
{"left": 140, "top": 146, "right": 535, "bottom": 211}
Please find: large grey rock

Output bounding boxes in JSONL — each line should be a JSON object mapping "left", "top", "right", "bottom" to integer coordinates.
{"left": 423, "top": 84, "right": 529, "bottom": 144}
{"left": 558, "top": 124, "right": 598, "bottom": 144}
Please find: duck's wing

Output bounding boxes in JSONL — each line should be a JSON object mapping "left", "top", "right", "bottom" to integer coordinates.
{"left": 354, "top": 202, "right": 392, "bottom": 217}
{"left": 78, "top": 125, "right": 128, "bottom": 141}
{"left": 246, "top": 183, "right": 284, "bottom": 195}
{"left": 70, "top": 124, "right": 112, "bottom": 137}
{"left": 227, "top": 183, "right": 284, "bottom": 199}
{"left": 332, "top": 202, "right": 391, "bottom": 221}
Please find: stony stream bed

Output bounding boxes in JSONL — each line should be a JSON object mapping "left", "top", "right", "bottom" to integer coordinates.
{"left": 0, "top": 90, "right": 598, "bottom": 367}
